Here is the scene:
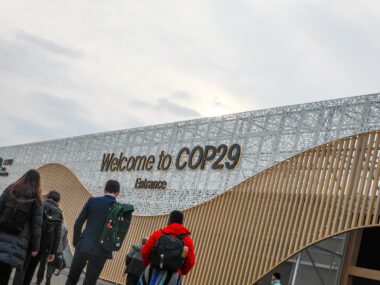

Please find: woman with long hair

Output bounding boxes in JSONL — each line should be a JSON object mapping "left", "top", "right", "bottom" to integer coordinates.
{"left": 0, "top": 169, "right": 44, "bottom": 284}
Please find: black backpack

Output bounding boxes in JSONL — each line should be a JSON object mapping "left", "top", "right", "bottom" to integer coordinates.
{"left": 0, "top": 192, "right": 35, "bottom": 234}
{"left": 125, "top": 245, "right": 144, "bottom": 276}
{"left": 151, "top": 232, "right": 188, "bottom": 272}
{"left": 42, "top": 202, "right": 62, "bottom": 237}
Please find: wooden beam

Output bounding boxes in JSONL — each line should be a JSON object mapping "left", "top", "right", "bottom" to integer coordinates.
{"left": 348, "top": 266, "right": 380, "bottom": 281}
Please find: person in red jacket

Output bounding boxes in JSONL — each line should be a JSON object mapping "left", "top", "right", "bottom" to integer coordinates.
{"left": 141, "top": 210, "right": 195, "bottom": 276}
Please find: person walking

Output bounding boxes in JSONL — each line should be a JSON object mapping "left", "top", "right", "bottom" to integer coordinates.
{"left": 22, "top": 190, "right": 63, "bottom": 285}
{"left": 125, "top": 238, "right": 147, "bottom": 285}
{"left": 140, "top": 210, "right": 196, "bottom": 284}
{"left": 44, "top": 222, "right": 68, "bottom": 285}
{"left": 271, "top": 272, "right": 282, "bottom": 285}
{"left": 0, "top": 169, "right": 43, "bottom": 284}
{"left": 65, "top": 179, "right": 121, "bottom": 285}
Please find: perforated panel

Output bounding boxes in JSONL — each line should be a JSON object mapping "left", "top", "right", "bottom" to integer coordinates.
{"left": 1, "top": 94, "right": 380, "bottom": 214}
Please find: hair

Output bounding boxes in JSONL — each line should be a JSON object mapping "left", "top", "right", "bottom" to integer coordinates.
{"left": 168, "top": 210, "right": 184, "bottom": 225}
{"left": 141, "top": 237, "right": 148, "bottom": 245}
{"left": 104, "top": 179, "right": 120, "bottom": 194}
{"left": 47, "top": 190, "right": 61, "bottom": 203}
{"left": 10, "top": 169, "right": 42, "bottom": 205}
{"left": 273, "top": 272, "right": 281, "bottom": 280}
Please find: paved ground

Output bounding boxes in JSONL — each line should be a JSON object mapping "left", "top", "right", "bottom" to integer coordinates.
{"left": 10, "top": 268, "right": 117, "bottom": 285}
{"left": 9, "top": 250, "right": 120, "bottom": 284}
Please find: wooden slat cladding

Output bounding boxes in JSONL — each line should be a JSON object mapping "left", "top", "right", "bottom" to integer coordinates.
{"left": 38, "top": 130, "right": 380, "bottom": 285}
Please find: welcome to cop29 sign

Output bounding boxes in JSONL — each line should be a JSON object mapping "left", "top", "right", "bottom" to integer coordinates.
{"left": 100, "top": 144, "right": 242, "bottom": 190}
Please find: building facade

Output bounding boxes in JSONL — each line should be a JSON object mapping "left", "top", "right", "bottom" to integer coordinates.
{"left": 1, "top": 94, "right": 380, "bottom": 215}
{"left": 2, "top": 93, "right": 380, "bottom": 284}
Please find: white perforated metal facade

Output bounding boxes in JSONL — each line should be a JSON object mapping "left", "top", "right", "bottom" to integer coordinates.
{"left": 1, "top": 93, "right": 380, "bottom": 215}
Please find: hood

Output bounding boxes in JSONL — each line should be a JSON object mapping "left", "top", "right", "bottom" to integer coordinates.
{"left": 162, "top": 223, "right": 191, "bottom": 236}
{"left": 43, "top": 199, "right": 62, "bottom": 220}
{"left": 44, "top": 198, "right": 59, "bottom": 208}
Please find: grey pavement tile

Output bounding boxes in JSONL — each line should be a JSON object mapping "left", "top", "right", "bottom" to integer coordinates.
{"left": 11, "top": 268, "right": 118, "bottom": 285}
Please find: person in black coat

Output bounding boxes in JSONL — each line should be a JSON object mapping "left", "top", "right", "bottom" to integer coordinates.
{"left": 65, "top": 179, "right": 121, "bottom": 285}
{"left": 45, "top": 222, "right": 68, "bottom": 285}
{"left": 21, "top": 190, "right": 63, "bottom": 285}
{"left": 0, "top": 169, "right": 43, "bottom": 284}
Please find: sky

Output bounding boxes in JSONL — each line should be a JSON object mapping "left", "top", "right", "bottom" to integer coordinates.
{"left": 0, "top": 0, "right": 379, "bottom": 147}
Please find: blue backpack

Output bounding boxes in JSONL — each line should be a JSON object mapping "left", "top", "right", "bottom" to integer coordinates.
{"left": 139, "top": 265, "right": 182, "bottom": 285}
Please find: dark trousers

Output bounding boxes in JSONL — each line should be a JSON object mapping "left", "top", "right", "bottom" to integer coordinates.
{"left": 65, "top": 251, "right": 107, "bottom": 285}
{"left": 0, "top": 262, "right": 12, "bottom": 284}
{"left": 126, "top": 274, "right": 139, "bottom": 285}
{"left": 22, "top": 251, "right": 49, "bottom": 285}
{"left": 45, "top": 260, "right": 55, "bottom": 285}
{"left": 13, "top": 267, "right": 25, "bottom": 285}
{"left": 36, "top": 254, "right": 49, "bottom": 284}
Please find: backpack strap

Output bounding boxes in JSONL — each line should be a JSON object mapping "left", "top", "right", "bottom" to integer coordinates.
{"left": 176, "top": 234, "right": 189, "bottom": 240}
{"left": 163, "top": 272, "right": 172, "bottom": 285}
{"left": 161, "top": 231, "right": 189, "bottom": 240}
{"left": 142, "top": 266, "right": 152, "bottom": 285}
{"left": 106, "top": 202, "right": 117, "bottom": 215}
{"left": 148, "top": 265, "right": 154, "bottom": 284}
{"left": 141, "top": 274, "right": 147, "bottom": 285}
{"left": 101, "top": 202, "right": 117, "bottom": 230}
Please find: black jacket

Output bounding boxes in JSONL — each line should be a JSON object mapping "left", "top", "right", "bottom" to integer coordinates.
{"left": 41, "top": 199, "right": 63, "bottom": 255}
{"left": 73, "top": 195, "right": 116, "bottom": 259}
{"left": 0, "top": 189, "right": 43, "bottom": 269}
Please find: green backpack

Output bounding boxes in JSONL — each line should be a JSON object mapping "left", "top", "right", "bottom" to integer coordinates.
{"left": 99, "top": 203, "right": 134, "bottom": 251}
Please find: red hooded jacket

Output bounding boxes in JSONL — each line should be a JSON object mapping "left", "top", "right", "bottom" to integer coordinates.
{"left": 141, "top": 223, "right": 196, "bottom": 275}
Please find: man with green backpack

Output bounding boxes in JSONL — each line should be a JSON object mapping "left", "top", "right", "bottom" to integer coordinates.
{"left": 66, "top": 180, "right": 134, "bottom": 285}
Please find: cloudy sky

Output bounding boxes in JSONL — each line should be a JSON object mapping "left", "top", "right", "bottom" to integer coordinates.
{"left": 0, "top": 1, "right": 379, "bottom": 146}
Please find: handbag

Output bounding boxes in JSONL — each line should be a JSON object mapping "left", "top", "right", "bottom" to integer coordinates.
{"left": 53, "top": 254, "right": 67, "bottom": 276}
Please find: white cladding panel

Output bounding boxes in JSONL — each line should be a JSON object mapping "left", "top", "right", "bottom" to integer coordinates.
{"left": 1, "top": 94, "right": 380, "bottom": 215}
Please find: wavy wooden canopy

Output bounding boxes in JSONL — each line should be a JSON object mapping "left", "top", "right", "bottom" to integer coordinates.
{"left": 38, "top": 130, "right": 380, "bottom": 284}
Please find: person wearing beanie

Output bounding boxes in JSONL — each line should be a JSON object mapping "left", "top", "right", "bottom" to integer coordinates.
{"left": 141, "top": 210, "right": 196, "bottom": 276}
{"left": 271, "top": 272, "right": 282, "bottom": 285}
{"left": 168, "top": 210, "right": 184, "bottom": 225}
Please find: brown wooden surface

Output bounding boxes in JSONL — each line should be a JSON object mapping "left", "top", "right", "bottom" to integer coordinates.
{"left": 348, "top": 266, "right": 380, "bottom": 282}
{"left": 340, "top": 229, "right": 363, "bottom": 285}
{"left": 39, "top": 130, "right": 380, "bottom": 285}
